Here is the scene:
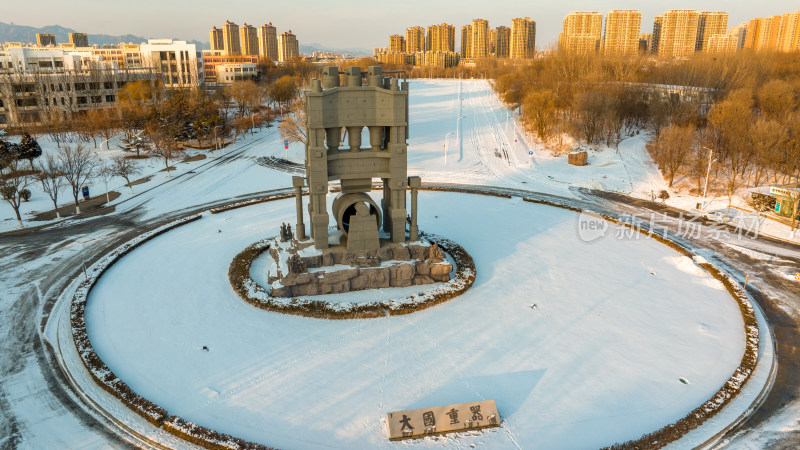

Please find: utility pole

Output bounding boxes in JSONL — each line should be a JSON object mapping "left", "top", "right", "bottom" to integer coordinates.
{"left": 457, "top": 78, "right": 463, "bottom": 161}
{"left": 701, "top": 146, "right": 714, "bottom": 211}
{"left": 444, "top": 132, "right": 454, "bottom": 166}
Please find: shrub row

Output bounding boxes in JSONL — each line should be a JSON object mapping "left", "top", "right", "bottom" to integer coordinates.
{"left": 421, "top": 185, "right": 513, "bottom": 199}
{"left": 228, "top": 234, "right": 476, "bottom": 320}
{"left": 209, "top": 193, "right": 295, "bottom": 214}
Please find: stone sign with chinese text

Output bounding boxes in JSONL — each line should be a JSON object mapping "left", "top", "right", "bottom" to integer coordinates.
{"left": 386, "top": 400, "right": 499, "bottom": 440}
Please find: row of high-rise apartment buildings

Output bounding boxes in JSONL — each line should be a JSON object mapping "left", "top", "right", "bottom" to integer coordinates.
{"left": 382, "top": 17, "right": 536, "bottom": 68}
{"left": 208, "top": 20, "right": 298, "bottom": 62}
{"left": 560, "top": 9, "right": 800, "bottom": 57}
{"left": 204, "top": 20, "right": 299, "bottom": 83}
{"left": 743, "top": 12, "right": 800, "bottom": 51}
{"left": 389, "top": 24, "right": 456, "bottom": 53}
{"left": 460, "top": 18, "right": 535, "bottom": 59}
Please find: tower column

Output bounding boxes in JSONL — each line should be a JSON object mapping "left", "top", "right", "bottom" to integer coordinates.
{"left": 382, "top": 177, "right": 391, "bottom": 232}
{"left": 292, "top": 176, "right": 306, "bottom": 240}
{"left": 347, "top": 126, "right": 362, "bottom": 152}
{"left": 408, "top": 176, "right": 421, "bottom": 241}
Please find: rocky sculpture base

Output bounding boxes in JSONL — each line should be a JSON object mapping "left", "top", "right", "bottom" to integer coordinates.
{"left": 267, "top": 237, "right": 453, "bottom": 297}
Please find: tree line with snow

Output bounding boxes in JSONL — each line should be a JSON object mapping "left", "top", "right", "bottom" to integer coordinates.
{"left": 0, "top": 61, "right": 311, "bottom": 229}
{"left": 0, "top": 131, "right": 142, "bottom": 228}
{"left": 491, "top": 51, "right": 800, "bottom": 206}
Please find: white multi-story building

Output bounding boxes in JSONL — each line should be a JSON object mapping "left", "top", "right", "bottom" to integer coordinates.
{"left": 0, "top": 46, "right": 159, "bottom": 128}
{"left": 138, "top": 39, "right": 203, "bottom": 88}
{"left": 215, "top": 62, "right": 258, "bottom": 84}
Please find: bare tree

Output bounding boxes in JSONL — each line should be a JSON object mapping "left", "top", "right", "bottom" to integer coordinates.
{"left": 77, "top": 110, "right": 103, "bottom": 148}
{"left": 521, "top": 90, "right": 557, "bottom": 142}
{"left": 268, "top": 75, "right": 300, "bottom": 116}
{"left": 37, "top": 153, "right": 67, "bottom": 218}
{"left": 647, "top": 124, "right": 695, "bottom": 187}
{"left": 748, "top": 118, "right": 785, "bottom": 187}
{"left": 58, "top": 144, "right": 97, "bottom": 214}
{"left": 110, "top": 154, "right": 141, "bottom": 193}
{"left": 146, "top": 124, "right": 182, "bottom": 176}
{"left": 226, "top": 80, "right": 263, "bottom": 118}
{"left": 97, "top": 108, "right": 119, "bottom": 149}
{"left": 279, "top": 98, "right": 307, "bottom": 145}
{"left": 571, "top": 89, "right": 612, "bottom": 145}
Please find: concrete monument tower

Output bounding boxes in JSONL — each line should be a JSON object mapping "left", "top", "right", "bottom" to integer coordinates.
{"left": 268, "top": 68, "right": 451, "bottom": 297}
{"left": 298, "top": 65, "right": 418, "bottom": 251}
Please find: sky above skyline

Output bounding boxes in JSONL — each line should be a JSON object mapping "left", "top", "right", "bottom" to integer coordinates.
{"left": 5, "top": 1, "right": 799, "bottom": 51}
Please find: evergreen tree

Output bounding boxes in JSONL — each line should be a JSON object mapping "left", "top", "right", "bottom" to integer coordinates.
{"left": 17, "top": 132, "right": 42, "bottom": 170}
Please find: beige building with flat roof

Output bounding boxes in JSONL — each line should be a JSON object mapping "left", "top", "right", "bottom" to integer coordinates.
{"left": 707, "top": 34, "right": 740, "bottom": 53}
{"left": 652, "top": 10, "right": 699, "bottom": 58}
{"left": 389, "top": 34, "right": 405, "bottom": 53}
{"left": 471, "top": 19, "right": 490, "bottom": 58}
{"left": 223, "top": 20, "right": 241, "bottom": 56}
{"left": 68, "top": 32, "right": 88, "bottom": 47}
{"left": 426, "top": 23, "right": 455, "bottom": 52}
{"left": 413, "top": 50, "right": 460, "bottom": 68}
{"left": 509, "top": 18, "right": 536, "bottom": 59}
{"left": 258, "top": 23, "right": 278, "bottom": 61}
{"left": 639, "top": 33, "right": 652, "bottom": 53}
{"left": 602, "top": 10, "right": 641, "bottom": 55}
{"left": 406, "top": 26, "right": 425, "bottom": 53}
{"left": 728, "top": 22, "right": 748, "bottom": 49}
{"left": 696, "top": 12, "right": 729, "bottom": 51}
{"left": 240, "top": 23, "right": 259, "bottom": 56}
{"left": 749, "top": 12, "right": 800, "bottom": 52}
{"left": 209, "top": 27, "right": 224, "bottom": 52}
{"left": 460, "top": 25, "right": 472, "bottom": 57}
{"left": 277, "top": 31, "right": 299, "bottom": 61}
{"left": 36, "top": 33, "right": 56, "bottom": 47}
{"left": 559, "top": 11, "right": 602, "bottom": 54}
{"left": 495, "top": 26, "right": 510, "bottom": 58}
{"left": 776, "top": 11, "right": 800, "bottom": 52}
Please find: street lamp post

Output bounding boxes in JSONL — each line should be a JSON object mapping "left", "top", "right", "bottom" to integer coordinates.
{"left": 700, "top": 146, "right": 715, "bottom": 211}
{"left": 444, "top": 132, "right": 455, "bottom": 166}
{"left": 455, "top": 79, "right": 464, "bottom": 162}
{"left": 94, "top": 152, "right": 111, "bottom": 204}
{"left": 212, "top": 126, "right": 219, "bottom": 157}
{"left": 100, "top": 137, "right": 111, "bottom": 152}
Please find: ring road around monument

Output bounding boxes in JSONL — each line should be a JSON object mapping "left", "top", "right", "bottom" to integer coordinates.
{"left": 69, "top": 189, "right": 770, "bottom": 449}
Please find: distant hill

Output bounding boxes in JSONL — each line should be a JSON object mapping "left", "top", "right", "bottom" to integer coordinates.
{"left": 0, "top": 21, "right": 208, "bottom": 49}
{"left": 0, "top": 22, "right": 373, "bottom": 56}
{"left": 300, "top": 43, "right": 371, "bottom": 57}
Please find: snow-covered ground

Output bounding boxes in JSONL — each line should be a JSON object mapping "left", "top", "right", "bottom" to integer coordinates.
{"left": 0, "top": 126, "right": 292, "bottom": 233}
{"left": 84, "top": 192, "right": 746, "bottom": 449}
{"left": 0, "top": 79, "right": 661, "bottom": 233}
{"left": 4, "top": 79, "right": 797, "bottom": 241}
{"left": 1, "top": 79, "right": 793, "bottom": 448}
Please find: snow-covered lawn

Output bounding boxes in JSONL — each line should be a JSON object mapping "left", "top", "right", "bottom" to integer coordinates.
{"left": 4, "top": 79, "right": 798, "bottom": 243}
{"left": 85, "top": 192, "right": 745, "bottom": 449}
{"left": 0, "top": 126, "right": 289, "bottom": 233}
